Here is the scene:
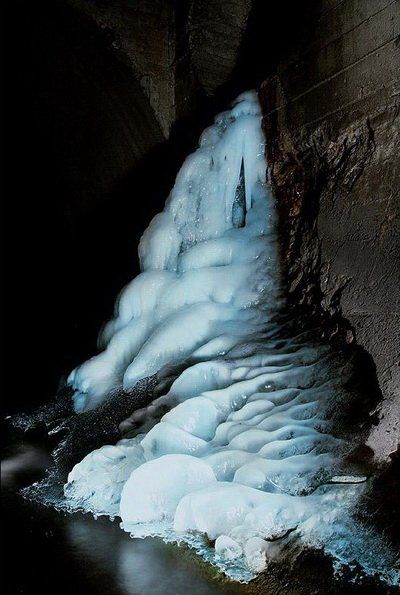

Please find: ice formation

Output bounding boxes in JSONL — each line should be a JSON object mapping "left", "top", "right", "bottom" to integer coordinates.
{"left": 63, "top": 92, "right": 398, "bottom": 584}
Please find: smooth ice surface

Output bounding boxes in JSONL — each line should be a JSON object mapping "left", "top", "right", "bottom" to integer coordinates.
{"left": 63, "top": 92, "right": 399, "bottom": 586}
{"left": 120, "top": 455, "right": 216, "bottom": 524}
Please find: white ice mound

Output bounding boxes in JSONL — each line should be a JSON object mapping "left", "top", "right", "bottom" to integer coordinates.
{"left": 64, "top": 436, "right": 146, "bottom": 516}
{"left": 68, "top": 90, "right": 279, "bottom": 412}
{"left": 120, "top": 454, "right": 216, "bottom": 524}
{"left": 63, "top": 92, "right": 396, "bottom": 585}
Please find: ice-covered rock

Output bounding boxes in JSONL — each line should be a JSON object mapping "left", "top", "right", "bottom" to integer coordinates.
{"left": 61, "top": 92, "right": 396, "bottom": 585}
{"left": 244, "top": 537, "right": 269, "bottom": 572}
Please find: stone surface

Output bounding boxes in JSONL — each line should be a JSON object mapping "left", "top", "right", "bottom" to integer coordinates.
{"left": 67, "top": 0, "right": 177, "bottom": 136}
{"left": 67, "top": 0, "right": 253, "bottom": 136}
{"left": 261, "top": 0, "right": 400, "bottom": 461}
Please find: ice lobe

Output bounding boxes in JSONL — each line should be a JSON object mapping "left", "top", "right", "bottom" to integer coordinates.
{"left": 65, "top": 437, "right": 146, "bottom": 516}
{"left": 62, "top": 92, "right": 393, "bottom": 583}
{"left": 120, "top": 455, "right": 216, "bottom": 524}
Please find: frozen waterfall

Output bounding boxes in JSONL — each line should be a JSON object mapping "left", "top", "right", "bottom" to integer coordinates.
{"left": 62, "top": 92, "right": 398, "bottom": 585}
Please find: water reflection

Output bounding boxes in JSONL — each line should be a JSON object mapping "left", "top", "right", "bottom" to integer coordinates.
{"left": 3, "top": 485, "right": 248, "bottom": 595}
{"left": 1, "top": 442, "right": 250, "bottom": 594}
{"left": 67, "top": 515, "right": 246, "bottom": 595}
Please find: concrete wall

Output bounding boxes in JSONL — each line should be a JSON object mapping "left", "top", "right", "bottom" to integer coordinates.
{"left": 261, "top": 0, "right": 399, "bottom": 461}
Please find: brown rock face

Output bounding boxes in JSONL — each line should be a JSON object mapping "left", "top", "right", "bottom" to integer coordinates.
{"left": 260, "top": 0, "right": 399, "bottom": 462}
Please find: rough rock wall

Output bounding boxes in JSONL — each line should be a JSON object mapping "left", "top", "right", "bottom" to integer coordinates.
{"left": 66, "top": 0, "right": 176, "bottom": 136}
{"left": 261, "top": 0, "right": 399, "bottom": 462}
{"left": 67, "top": 0, "right": 252, "bottom": 136}
{"left": 188, "top": 0, "right": 252, "bottom": 94}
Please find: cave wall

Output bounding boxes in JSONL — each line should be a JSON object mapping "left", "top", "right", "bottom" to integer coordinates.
{"left": 7, "top": 0, "right": 398, "bottom": 459}
{"left": 261, "top": 0, "right": 399, "bottom": 462}
{"left": 5, "top": 0, "right": 171, "bottom": 414}
{"left": 66, "top": 0, "right": 253, "bottom": 135}
{"left": 66, "top": 0, "right": 177, "bottom": 136}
